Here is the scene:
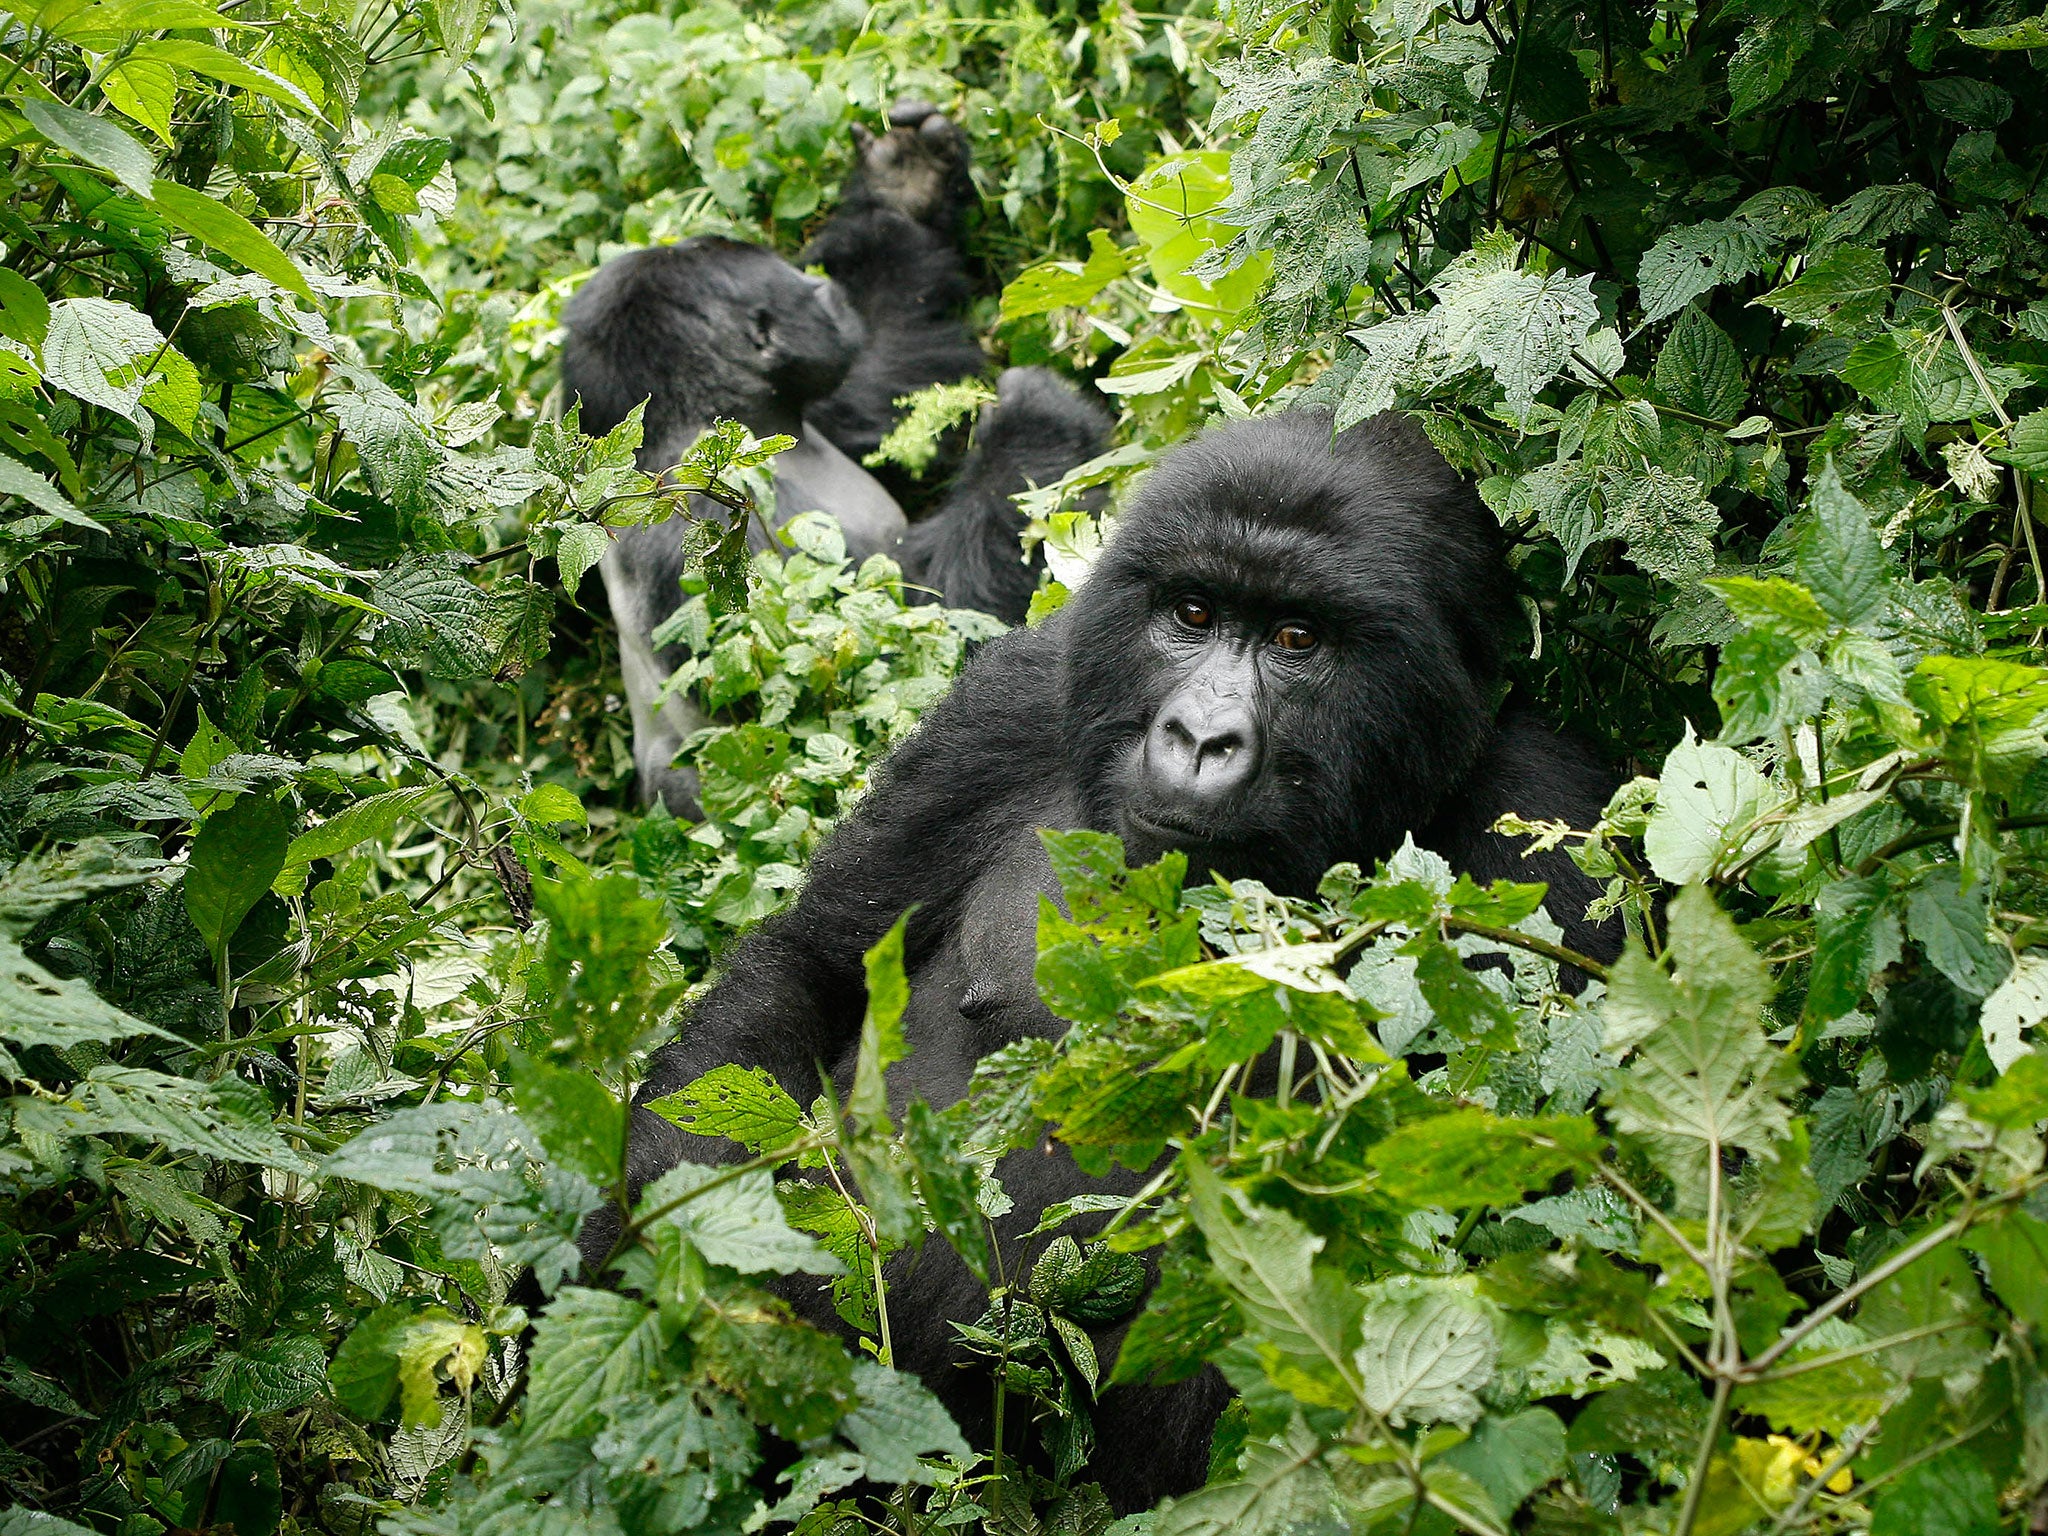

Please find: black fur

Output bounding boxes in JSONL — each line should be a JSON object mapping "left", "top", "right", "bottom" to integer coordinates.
{"left": 593, "top": 411, "right": 1622, "bottom": 1510}
{"left": 903, "top": 367, "right": 1113, "bottom": 617}
{"left": 557, "top": 105, "right": 1108, "bottom": 813}
{"left": 799, "top": 103, "right": 987, "bottom": 479}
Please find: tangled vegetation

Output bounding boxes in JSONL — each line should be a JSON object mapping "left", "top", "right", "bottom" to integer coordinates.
{"left": 5, "top": 0, "right": 2048, "bottom": 1530}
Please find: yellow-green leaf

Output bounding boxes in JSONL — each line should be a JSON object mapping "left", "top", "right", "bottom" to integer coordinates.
{"left": 148, "top": 179, "right": 314, "bottom": 303}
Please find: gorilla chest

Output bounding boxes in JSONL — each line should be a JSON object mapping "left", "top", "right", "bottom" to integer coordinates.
{"left": 831, "top": 823, "right": 1066, "bottom": 1114}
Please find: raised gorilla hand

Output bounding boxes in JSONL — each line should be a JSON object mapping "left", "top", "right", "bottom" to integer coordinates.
{"left": 844, "top": 97, "right": 973, "bottom": 234}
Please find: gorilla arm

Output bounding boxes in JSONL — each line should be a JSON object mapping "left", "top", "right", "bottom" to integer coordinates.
{"left": 614, "top": 624, "right": 1068, "bottom": 1190}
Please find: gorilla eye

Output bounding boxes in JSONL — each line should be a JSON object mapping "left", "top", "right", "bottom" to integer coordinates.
{"left": 1174, "top": 598, "right": 1213, "bottom": 631}
{"left": 748, "top": 307, "right": 775, "bottom": 349}
{"left": 1273, "top": 623, "right": 1317, "bottom": 652}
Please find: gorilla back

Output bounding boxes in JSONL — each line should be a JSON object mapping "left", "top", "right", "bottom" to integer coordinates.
{"left": 602, "top": 410, "right": 1621, "bottom": 1511}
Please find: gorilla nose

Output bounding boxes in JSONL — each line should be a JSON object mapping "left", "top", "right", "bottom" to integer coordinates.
{"left": 1144, "top": 696, "right": 1259, "bottom": 809}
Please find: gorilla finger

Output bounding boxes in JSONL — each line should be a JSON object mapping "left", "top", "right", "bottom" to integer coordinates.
{"left": 850, "top": 121, "right": 875, "bottom": 151}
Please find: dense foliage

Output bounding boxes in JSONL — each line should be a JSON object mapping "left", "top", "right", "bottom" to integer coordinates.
{"left": 6, "top": 0, "right": 2048, "bottom": 1531}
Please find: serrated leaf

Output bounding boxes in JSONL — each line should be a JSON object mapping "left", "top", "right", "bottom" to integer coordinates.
{"left": 554, "top": 521, "right": 608, "bottom": 602}
{"left": 1905, "top": 865, "right": 2010, "bottom": 1000}
{"left": 1366, "top": 1110, "right": 1600, "bottom": 1207}
{"left": 1975, "top": 952, "right": 2048, "bottom": 1071}
{"left": 1756, "top": 246, "right": 1892, "bottom": 334}
{"left": 849, "top": 912, "right": 912, "bottom": 1128}
{"left": 33, "top": 1065, "right": 312, "bottom": 1171}
{"left": 128, "top": 39, "right": 326, "bottom": 119}
{"left": 1797, "top": 460, "right": 1890, "bottom": 628}
{"left": 1184, "top": 1157, "right": 1360, "bottom": 1410}
{"left": 635, "top": 1162, "right": 841, "bottom": 1275}
{"left": 202, "top": 1333, "right": 327, "bottom": 1415}
{"left": 1644, "top": 727, "right": 1777, "bottom": 883}
{"left": 1606, "top": 466, "right": 1720, "bottom": 583}
{"left": 370, "top": 555, "right": 495, "bottom": 678}
{"left": 524, "top": 1287, "right": 671, "bottom": 1440}
{"left": 285, "top": 786, "right": 436, "bottom": 872}
{"left": 1356, "top": 1287, "right": 1497, "bottom": 1428}
{"left": 1602, "top": 889, "right": 1798, "bottom": 1214}
{"left": 0, "top": 934, "right": 177, "bottom": 1055}
{"left": 512, "top": 1052, "right": 624, "bottom": 1185}
{"left": 840, "top": 1359, "right": 969, "bottom": 1482}
{"left": 1638, "top": 219, "right": 1774, "bottom": 324}
{"left": 43, "top": 297, "right": 165, "bottom": 422}
{"left": 1657, "top": 305, "right": 1746, "bottom": 421}
{"left": 646, "top": 1064, "right": 805, "bottom": 1154}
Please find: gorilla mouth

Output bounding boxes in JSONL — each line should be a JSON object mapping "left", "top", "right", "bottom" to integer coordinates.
{"left": 1125, "top": 806, "right": 1232, "bottom": 844}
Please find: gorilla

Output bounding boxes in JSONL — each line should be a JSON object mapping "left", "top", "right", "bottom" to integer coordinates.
{"left": 588, "top": 411, "right": 1623, "bottom": 1510}
{"left": 560, "top": 104, "right": 1109, "bottom": 815}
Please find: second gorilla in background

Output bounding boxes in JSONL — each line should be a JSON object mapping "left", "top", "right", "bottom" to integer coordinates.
{"left": 561, "top": 102, "right": 1109, "bottom": 814}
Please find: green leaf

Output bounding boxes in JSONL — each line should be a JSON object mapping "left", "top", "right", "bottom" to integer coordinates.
{"left": 148, "top": 179, "right": 315, "bottom": 303}
{"left": 1965, "top": 1210, "right": 2048, "bottom": 1329}
{"left": 128, "top": 39, "right": 326, "bottom": 119}
{"left": 1643, "top": 727, "right": 1776, "bottom": 883}
{"left": 525, "top": 1287, "right": 672, "bottom": 1439}
{"left": 0, "top": 269, "right": 51, "bottom": 347}
{"left": 1434, "top": 1408, "right": 1567, "bottom": 1520}
{"left": 694, "top": 1310, "right": 857, "bottom": 1441}
{"left": 22, "top": 98, "right": 157, "bottom": 199}
{"left": 0, "top": 932, "right": 177, "bottom": 1057}
{"left": 1606, "top": 465, "right": 1720, "bottom": 583}
{"left": 1112, "top": 1244, "right": 1240, "bottom": 1387}
{"left": 327, "top": 1304, "right": 411, "bottom": 1419}
{"left": 1905, "top": 865, "right": 2010, "bottom": 1000}
{"left": 1869, "top": 1448, "right": 2000, "bottom": 1536}
{"left": 554, "top": 520, "right": 609, "bottom": 601}
{"left": 201, "top": 1333, "right": 327, "bottom": 1415}
{"left": 1125, "top": 151, "right": 1272, "bottom": 314}
{"left": 1156, "top": 1418, "right": 1337, "bottom": 1536}
{"left": 284, "top": 786, "right": 436, "bottom": 870}
{"left": 519, "top": 781, "right": 586, "bottom": 829}
{"left": 840, "top": 1359, "right": 970, "bottom": 1482}
{"left": 185, "top": 793, "right": 293, "bottom": 954}
{"left": 30, "top": 1065, "right": 313, "bottom": 1171}
{"left": 1956, "top": 1047, "right": 2048, "bottom": 1127}
{"left": 1807, "top": 875, "right": 1901, "bottom": 1021}
{"left": 634, "top": 1162, "right": 842, "bottom": 1275}
{"left": 1727, "top": 13, "right": 1817, "bottom": 116}
{"left": 1797, "top": 460, "right": 1890, "bottom": 629}
{"left": 512, "top": 1051, "right": 625, "bottom": 1186}
{"left": 1956, "top": 13, "right": 2048, "bottom": 48}
{"left": 1366, "top": 1110, "right": 1600, "bottom": 1207}
{"left": 903, "top": 1099, "right": 990, "bottom": 1283}
{"left": 1183, "top": 1157, "right": 1360, "bottom": 1411}
{"left": 1706, "top": 575, "right": 1832, "bottom": 645}
{"left": 849, "top": 911, "right": 913, "bottom": 1128}
{"left": 1733, "top": 1320, "right": 1895, "bottom": 1436}
{"left": 1355, "top": 1286, "right": 1497, "bottom": 1428}
{"left": 645, "top": 1064, "right": 805, "bottom": 1154}
{"left": 1755, "top": 245, "right": 1892, "bottom": 334}
{"left": 1602, "top": 888, "right": 1798, "bottom": 1214}
{"left": 103, "top": 58, "right": 177, "bottom": 143}
{"left": 1656, "top": 305, "right": 1746, "bottom": 422}
{"left": 1000, "top": 229, "right": 1131, "bottom": 323}
{"left": 2000, "top": 408, "right": 2048, "bottom": 472}
{"left": 1638, "top": 218, "right": 1774, "bottom": 324}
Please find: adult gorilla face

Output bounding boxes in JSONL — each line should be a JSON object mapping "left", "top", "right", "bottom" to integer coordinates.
{"left": 1061, "top": 411, "right": 1518, "bottom": 894}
